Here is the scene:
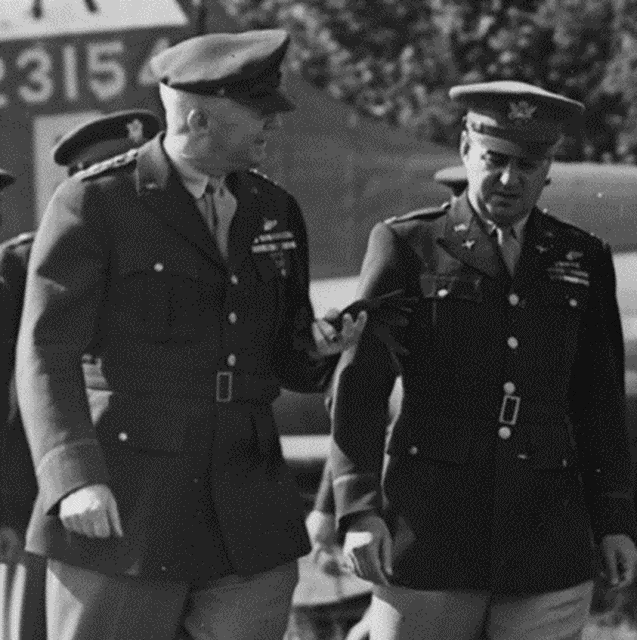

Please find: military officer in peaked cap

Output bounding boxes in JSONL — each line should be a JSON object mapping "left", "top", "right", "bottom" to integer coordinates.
{"left": 15, "top": 30, "right": 374, "bottom": 640}
{"left": 0, "top": 110, "right": 161, "bottom": 640}
{"left": 53, "top": 109, "right": 163, "bottom": 174}
{"left": 329, "top": 81, "right": 637, "bottom": 640}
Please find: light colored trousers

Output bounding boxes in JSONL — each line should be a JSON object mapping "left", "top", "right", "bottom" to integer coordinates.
{"left": 369, "top": 580, "right": 594, "bottom": 640}
{"left": 0, "top": 551, "right": 47, "bottom": 640}
{"left": 45, "top": 558, "right": 298, "bottom": 640}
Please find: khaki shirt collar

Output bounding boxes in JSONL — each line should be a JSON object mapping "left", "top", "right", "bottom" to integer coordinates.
{"left": 162, "top": 143, "right": 226, "bottom": 200}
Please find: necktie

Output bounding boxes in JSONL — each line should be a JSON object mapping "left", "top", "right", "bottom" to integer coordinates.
{"left": 197, "top": 179, "right": 237, "bottom": 260}
{"left": 198, "top": 185, "right": 216, "bottom": 235}
{"left": 494, "top": 225, "right": 521, "bottom": 275}
{"left": 211, "top": 180, "right": 237, "bottom": 260}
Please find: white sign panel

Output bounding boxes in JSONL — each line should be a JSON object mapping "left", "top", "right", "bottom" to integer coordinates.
{"left": 32, "top": 110, "right": 102, "bottom": 220}
{"left": 0, "top": 0, "right": 189, "bottom": 41}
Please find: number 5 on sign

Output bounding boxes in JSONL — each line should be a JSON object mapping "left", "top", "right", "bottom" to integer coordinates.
{"left": 87, "top": 40, "right": 126, "bottom": 101}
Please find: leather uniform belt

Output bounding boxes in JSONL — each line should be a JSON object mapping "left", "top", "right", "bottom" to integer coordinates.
{"left": 401, "top": 399, "right": 566, "bottom": 426}
{"left": 82, "top": 360, "right": 280, "bottom": 404}
{"left": 499, "top": 394, "right": 521, "bottom": 426}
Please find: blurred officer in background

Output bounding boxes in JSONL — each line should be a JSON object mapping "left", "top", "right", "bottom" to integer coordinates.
{"left": 15, "top": 30, "right": 372, "bottom": 640}
{"left": 0, "top": 109, "right": 161, "bottom": 640}
{"left": 329, "top": 81, "right": 637, "bottom": 640}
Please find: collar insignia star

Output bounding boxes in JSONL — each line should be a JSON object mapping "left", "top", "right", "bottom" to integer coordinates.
{"left": 126, "top": 119, "right": 144, "bottom": 144}
{"left": 462, "top": 239, "right": 476, "bottom": 250}
{"left": 508, "top": 100, "right": 537, "bottom": 121}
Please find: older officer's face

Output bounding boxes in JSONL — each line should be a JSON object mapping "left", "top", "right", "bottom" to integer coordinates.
{"left": 461, "top": 135, "right": 551, "bottom": 227}
{"left": 197, "top": 99, "right": 282, "bottom": 172}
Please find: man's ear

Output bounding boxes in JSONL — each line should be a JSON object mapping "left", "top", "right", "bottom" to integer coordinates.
{"left": 459, "top": 130, "right": 471, "bottom": 162}
{"left": 186, "top": 108, "right": 212, "bottom": 134}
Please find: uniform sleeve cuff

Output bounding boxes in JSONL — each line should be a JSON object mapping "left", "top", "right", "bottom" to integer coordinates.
{"left": 333, "top": 473, "right": 382, "bottom": 530}
{"left": 36, "top": 439, "right": 110, "bottom": 515}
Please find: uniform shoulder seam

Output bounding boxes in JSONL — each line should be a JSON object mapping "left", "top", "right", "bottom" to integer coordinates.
{"left": 537, "top": 208, "right": 601, "bottom": 243}
{"left": 1, "top": 231, "right": 35, "bottom": 249}
{"left": 385, "top": 202, "right": 450, "bottom": 225}
{"left": 78, "top": 148, "right": 138, "bottom": 181}
{"left": 248, "top": 168, "right": 289, "bottom": 194}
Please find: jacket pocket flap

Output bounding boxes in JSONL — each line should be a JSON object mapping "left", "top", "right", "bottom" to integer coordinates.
{"left": 420, "top": 273, "right": 482, "bottom": 303}
{"left": 386, "top": 416, "right": 474, "bottom": 464}
{"left": 88, "top": 389, "right": 188, "bottom": 454}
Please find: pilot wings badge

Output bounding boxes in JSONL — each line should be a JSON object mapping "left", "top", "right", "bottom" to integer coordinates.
{"left": 508, "top": 100, "right": 537, "bottom": 121}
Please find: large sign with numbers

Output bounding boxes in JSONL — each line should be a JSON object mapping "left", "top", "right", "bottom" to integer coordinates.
{"left": 0, "top": 0, "right": 196, "bottom": 240}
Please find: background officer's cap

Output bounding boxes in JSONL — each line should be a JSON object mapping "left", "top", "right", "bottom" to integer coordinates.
{"left": 449, "top": 81, "right": 585, "bottom": 158}
{"left": 53, "top": 110, "right": 162, "bottom": 174}
{"left": 150, "top": 29, "right": 294, "bottom": 114}
{"left": 0, "top": 170, "right": 15, "bottom": 192}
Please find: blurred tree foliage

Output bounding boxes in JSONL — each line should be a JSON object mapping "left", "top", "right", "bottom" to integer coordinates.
{"left": 221, "top": 0, "right": 637, "bottom": 162}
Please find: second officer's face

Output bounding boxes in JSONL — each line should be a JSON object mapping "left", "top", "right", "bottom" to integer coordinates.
{"left": 461, "top": 134, "right": 551, "bottom": 227}
{"left": 197, "top": 100, "right": 282, "bottom": 172}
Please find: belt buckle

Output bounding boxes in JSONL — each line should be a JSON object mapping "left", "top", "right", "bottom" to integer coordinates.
{"left": 499, "top": 394, "right": 520, "bottom": 426}
{"left": 216, "top": 371, "right": 233, "bottom": 403}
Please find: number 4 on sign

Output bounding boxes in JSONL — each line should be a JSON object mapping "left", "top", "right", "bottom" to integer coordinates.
{"left": 138, "top": 38, "right": 171, "bottom": 86}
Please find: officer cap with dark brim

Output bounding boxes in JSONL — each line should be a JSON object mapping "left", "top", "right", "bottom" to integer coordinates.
{"left": 449, "top": 81, "right": 585, "bottom": 158}
{"left": 149, "top": 29, "right": 294, "bottom": 115}
{"left": 53, "top": 110, "right": 162, "bottom": 172}
{"left": 0, "top": 169, "right": 15, "bottom": 192}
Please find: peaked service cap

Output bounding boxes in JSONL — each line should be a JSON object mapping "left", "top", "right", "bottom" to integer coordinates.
{"left": 150, "top": 29, "right": 294, "bottom": 114}
{"left": 449, "top": 81, "right": 585, "bottom": 157}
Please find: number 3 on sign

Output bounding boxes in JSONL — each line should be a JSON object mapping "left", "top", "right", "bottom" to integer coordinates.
{"left": 17, "top": 46, "right": 54, "bottom": 104}
{"left": 0, "top": 40, "right": 128, "bottom": 108}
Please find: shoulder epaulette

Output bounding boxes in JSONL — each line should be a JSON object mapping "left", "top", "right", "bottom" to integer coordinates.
{"left": 78, "top": 148, "right": 138, "bottom": 181}
{"left": 536, "top": 208, "right": 600, "bottom": 243}
{"left": 248, "top": 168, "right": 284, "bottom": 190}
{"left": 385, "top": 202, "right": 450, "bottom": 225}
{"left": 4, "top": 231, "right": 35, "bottom": 248}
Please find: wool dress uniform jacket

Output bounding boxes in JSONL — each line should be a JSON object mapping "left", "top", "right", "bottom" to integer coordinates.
{"left": 16, "top": 134, "right": 337, "bottom": 584}
{"left": 0, "top": 232, "right": 36, "bottom": 535}
{"left": 330, "top": 192, "right": 637, "bottom": 596}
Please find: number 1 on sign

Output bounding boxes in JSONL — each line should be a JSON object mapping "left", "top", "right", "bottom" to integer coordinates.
{"left": 62, "top": 45, "right": 79, "bottom": 102}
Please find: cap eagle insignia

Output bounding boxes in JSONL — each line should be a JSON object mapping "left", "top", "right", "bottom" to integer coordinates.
{"left": 508, "top": 100, "right": 537, "bottom": 121}
{"left": 126, "top": 119, "right": 145, "bottom": 143}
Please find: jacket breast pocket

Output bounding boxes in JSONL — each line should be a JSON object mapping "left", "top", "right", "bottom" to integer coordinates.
{"left": 112, "top": 265, "right": 223, "bottom": 343}
{"left": 539, "top": 285, "right": 588, "bottom": 315}
{"left": 252, "top": 254, "right": 281, "bottom": 283}
{"left": 419, "top": 273, "right": 483, "bottom": 304}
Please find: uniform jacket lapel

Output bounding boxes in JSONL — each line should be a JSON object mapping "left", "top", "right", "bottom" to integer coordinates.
{"left": 134, "top": 135, "right": 225, "bottom": 268}
{"left": 436, "top": 193, "right": 504, "bottom": 279}
{"left": 511, "top": 209, "right": 559, "bottom": 294}
{"left": 224, "top": 172, "right": 264, "bottom": 269}
{"left": 225, "top": 172, "right": 283, "bottom": 283}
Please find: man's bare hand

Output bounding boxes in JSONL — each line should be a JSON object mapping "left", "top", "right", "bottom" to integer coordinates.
{"left": 0, "top": 526, "right": 22, "bottom": 563}
{"left": 305, "top": 510, "right": 337, "bottom": 563}
{"left": 343, "top": 512, "right": 392, "bottom": 585}
{"left": 601, "top": 534, "right": 637, "bottom": 589}
{"left": 59, "top": 483, "right": 124, "bottom": 539}
{"left": 313, "top": 309, "right": 367, "bottom": 357}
